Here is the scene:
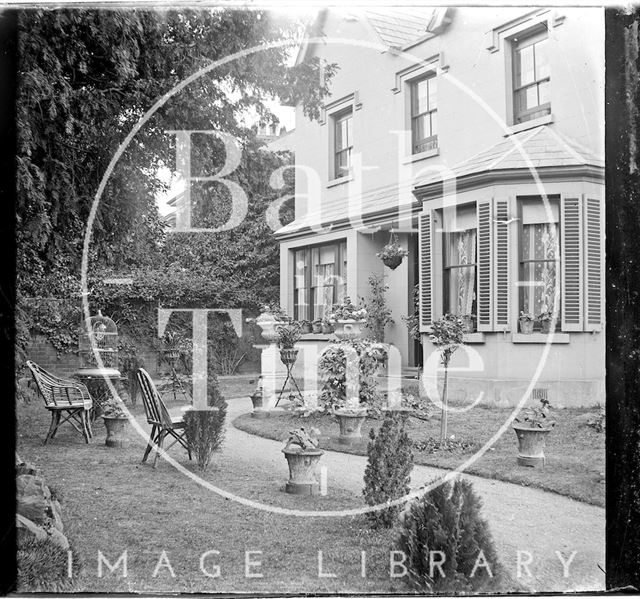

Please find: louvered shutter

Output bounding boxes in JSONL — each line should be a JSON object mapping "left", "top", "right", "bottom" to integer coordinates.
{"left": 494, "top": 198, "right": 511, "bottom": 330}
{"left": 584, "top": 197, "right": 603, "bottom": 331}
{"left": 419, "top": 210, "right": 434, "bottom": 329}
{"left": 561, "top": 196, "right": 584, "bottom": 331}
{"left": 477, "top": 199, "right": 494, "bottom": 331}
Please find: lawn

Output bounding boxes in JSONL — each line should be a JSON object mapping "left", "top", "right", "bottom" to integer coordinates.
{"left": 17, "top": 377, "right": 518, "bottom": 594}
{"left": 234, "top": 404, "right": 605, "bottom": 507}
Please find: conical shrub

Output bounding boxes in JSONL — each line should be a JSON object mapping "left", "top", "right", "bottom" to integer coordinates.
{"left": 363, "top": 411, "right": 414, "bottom": 527}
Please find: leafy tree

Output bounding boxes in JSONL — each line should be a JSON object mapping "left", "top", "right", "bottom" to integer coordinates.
{"left": 16, "top": 9, "right": 336, "bottom": 358}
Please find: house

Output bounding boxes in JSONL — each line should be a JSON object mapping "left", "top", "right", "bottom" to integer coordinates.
{"left": 274, "top": 7, "right": 604, "bottom": 408}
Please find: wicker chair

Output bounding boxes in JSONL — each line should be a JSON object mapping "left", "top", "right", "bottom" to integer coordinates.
{"left": 136, "top": 368, "right": 191, "bottom": 468}
{"left": 26, "top": 361, "right": 93, "bottom": 444}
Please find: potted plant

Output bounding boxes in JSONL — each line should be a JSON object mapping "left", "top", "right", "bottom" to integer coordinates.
{"left": 312, "top": 319, "right": 323, "bottom": 334}
{"left": 276, "top": 321, "right": 302, "bottom": 366}
{"left": 321, "top": 318, "right": 334, "bottom": 335}
{"left": 298, "top": 319, "right": 312, "bottom": 334}
{"left": 282, "top": 427, "right": 324, "bottom": 495}
{"left": 376, "top": 233, "right": 409, "bottom": 270}
{"left": 537, "top": 310, "right": 556, "bottom": 334}
{"left": 328, "top": 297, "right": 368, "bottom": 340}
{"left": 519, "top": 311, "right": 535, "bottom": 334}
{"left": 513, "top": 397, "right": 556, "bottom": 467}
{"left": 161, "top": 330, "right": 188, "bottom": 365}
{"left": 101, "top": 396, "right": 129, "bottom": 448}
{"left": 461, "top": 314, "right": 477, "bottom": 334}
{"left": 256, "top": 302, "right": 289, "bottom": 343}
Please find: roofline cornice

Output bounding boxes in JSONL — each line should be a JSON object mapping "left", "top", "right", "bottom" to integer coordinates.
{"left": 413, "top": 164, "right": 605, "bottom": 201}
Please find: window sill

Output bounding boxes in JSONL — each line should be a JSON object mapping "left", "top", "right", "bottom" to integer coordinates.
{"left": 401, "top": 147, "right": 440, "bottom": 164}
{"left": 511, "top": 332, "right": 570, "bottom": 344}
{"left": 463, "top": 332, "right": 485, "bottom": 343}
{"left": 326, "top": 174, "right": 353, "bottom": 188}
{"left": 299, "top": 334, "right": 334, "bottom": 341}
{"left": 504, "top": 113, "right": 554, "bottom": 136}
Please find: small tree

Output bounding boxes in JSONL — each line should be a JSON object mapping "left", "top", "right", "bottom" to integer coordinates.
{"left": 397, "top": 479, "right": 500, "bottom": 593}
{"left": 429, "top": 314, "right": 465, "bottom": 442}
{"left": 363, "top": 411, "right": 414, "bottom": 527}
{"left": 363, "top": 274, "right": 394, "bottom": 342}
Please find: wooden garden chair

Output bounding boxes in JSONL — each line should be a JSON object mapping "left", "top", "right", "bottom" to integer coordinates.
{"left": 136, "top": 368, "right": 192, "bottom": 468}
{"left": 26, "top": 361, "right": 93, "bottom": 444}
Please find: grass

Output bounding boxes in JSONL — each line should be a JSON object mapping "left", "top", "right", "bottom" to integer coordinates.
{"left": 234, "top": 404, "right": 605, "bottom": 507}
{"left": 17, "top": 378, "right": 526, "bottom": 594}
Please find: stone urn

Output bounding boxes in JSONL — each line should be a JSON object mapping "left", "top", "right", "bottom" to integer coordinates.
{"left": 334, "top": 409, "right": 368, "bottom": 445}
{"left": 513, "top": 424, "right": 554, "bottom": 467}
{"left": 103, "top": 415, "right": 129, "bottom": 448}
{"left": 282, "top": 448, "right": 324, "bottom": 495}
{"left": 256, "top": 312, "right": 281, "bottom": 343}
{"left": 333, "top": 319, "right": 365, "bottom": 341}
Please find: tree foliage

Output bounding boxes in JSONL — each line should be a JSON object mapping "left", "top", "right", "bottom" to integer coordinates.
{"left": 16, "top": 9, "right": 336, "bottom": 359}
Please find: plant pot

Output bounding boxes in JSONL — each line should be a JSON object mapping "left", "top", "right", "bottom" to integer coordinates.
{"left": 103, "top": 416, "right": 129, "bottom": 448}
{"left": 513, "top": 424, "right": 554, "bottom": 467}
{"left": 519, "top": 319, "right": 534, "bottom": 334}
{"left": 300, "top": 323, "right": 312, "bottom": 334}
{"left": 461, "top": 315, "right": 477, "bottom": 334}
{"left": 334, "top": 319, "right": 365, "bottom": 340}
{"left": 321, "top": 323, "right": 334, "bottom": 334}
{"left": 282, "top": 448, "right": 324, "bottom": 495}
{"left": 279, "top": 348, "right": 299, "bottom": 366}
{"left": 334, "top": 409, "right": 367, "bottom": 445}
{"left": 539, "top": 320, "right": 554, "bottom": 334}
{"left": 381, "top": 254, "right": 404, "bottom": 270}
{"left": 312, "top": 322, "right": 323, "bottom": 334}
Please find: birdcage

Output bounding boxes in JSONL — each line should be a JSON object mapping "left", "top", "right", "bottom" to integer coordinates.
{"left": 78, "top": 310, "right": 119, "bottom": 371}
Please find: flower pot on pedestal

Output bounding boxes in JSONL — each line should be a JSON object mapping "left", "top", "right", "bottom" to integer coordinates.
{"left": 279, "top": 348, "right": 299, "bottom": 366}
{"left": 333, "top": 320, "right": 364, "bottom": 341}
{"left": 513, "top": 424, "right": 554, "bottom": 467}
{"left": 282, "top": 448, "right": 324, "bottom": 495}
{"left": 103, "top": 416, "right": 129, "bottom": 448}
{"left": 334, "top": 409, "right": 367, "bottom": 445}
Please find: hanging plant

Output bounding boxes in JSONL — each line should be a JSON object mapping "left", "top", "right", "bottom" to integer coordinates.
{"left": 376, "top": 232, "right": 408, "bottom": 270}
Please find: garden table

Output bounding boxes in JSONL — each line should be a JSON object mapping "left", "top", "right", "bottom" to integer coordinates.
{"left": 73, "top": 368, "right": 124, "bottom": 421}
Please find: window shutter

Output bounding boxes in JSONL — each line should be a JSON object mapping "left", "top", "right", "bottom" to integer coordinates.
{"left": 561, "top": 196, "right": 584, "bottom": 331}
{"left": 477, "top": 198, "right": 494, "bottom": 331}
{"left": 419, "top": 210, "right": 434, "bottom": 329}
{"left": 584, "top": 197, "right": 603, "bottom": 331}
{"left": 494, "top": 198, "right": 511, "bottom": 330}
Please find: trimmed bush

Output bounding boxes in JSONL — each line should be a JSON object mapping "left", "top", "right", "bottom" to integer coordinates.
{"left": 183, "top": 375, "right": 227, "bottom": 471}
{"left": 397, "top": 479, "right": 500, "bottom": 593}
{"left": 363, "top": 411, "right": 414, "bottom": 528}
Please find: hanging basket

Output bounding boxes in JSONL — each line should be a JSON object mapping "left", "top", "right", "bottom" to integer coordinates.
{"left": 381, "top": 254, "right": 404, "bottom": 270}
{"left": 377, "top": 232, "right": 407, "bottom": 270}
{"left": 280, "top": 348, "right": 299, "bottom": 366}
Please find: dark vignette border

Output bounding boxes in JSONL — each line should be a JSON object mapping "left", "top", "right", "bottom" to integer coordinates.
{"left": 606, "top": 6, "right": 640, "bottom": 592}
{"left": 0, "top": 7, "right": 18, "bottom": 597}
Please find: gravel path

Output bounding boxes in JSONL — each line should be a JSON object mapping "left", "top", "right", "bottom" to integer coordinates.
{"left": 219, "top": 396, "right": 604, "bottom": 593}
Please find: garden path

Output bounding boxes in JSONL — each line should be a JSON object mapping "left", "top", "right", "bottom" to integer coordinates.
{"left": 185, "top": 397, "right": 605, "bottom": 593}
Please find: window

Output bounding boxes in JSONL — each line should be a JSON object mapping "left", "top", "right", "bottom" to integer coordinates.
{"left": 442, "top": 206, "right": 477, "bottom": 317}
{"left": 333, "top": 109, "right": 353, "bottom": 179}
{"left": 518, "top": 198, "right": 561, "bottom": 327}
{"left": 512, "top": 29, "right": 550, "bottom": 124}
{"left": 410, "top": 75, "right": 437, "bottom": 153}
{"left": 294, "top": 241, "right": 347, "bottom": 321}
